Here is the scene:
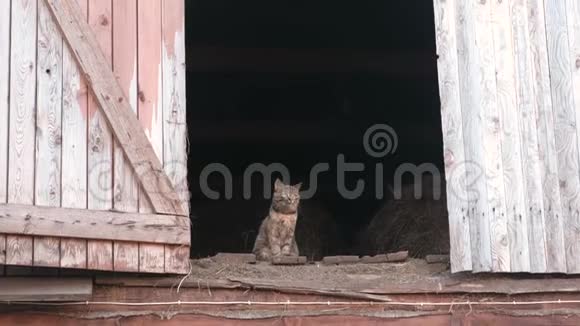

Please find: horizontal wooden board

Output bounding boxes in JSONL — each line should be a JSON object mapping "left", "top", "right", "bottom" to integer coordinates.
{"left": 0, "top": 203, "right": 190, "bottom": 245}
{"left": 0, "top": 277, "right": 92, "bottom": 301}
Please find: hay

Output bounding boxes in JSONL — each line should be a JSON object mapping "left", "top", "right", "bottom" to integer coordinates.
{"left": 355, "top": 177, "right": 449, "bottom": 258}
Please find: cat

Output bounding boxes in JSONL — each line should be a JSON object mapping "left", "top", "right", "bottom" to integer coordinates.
{"left": 253, "top": 179, "right": 302, "bottom": 261}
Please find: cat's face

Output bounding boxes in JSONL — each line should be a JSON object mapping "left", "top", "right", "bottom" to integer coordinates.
{"left": 272, "top": 179, "right": 302, "bottom": 213}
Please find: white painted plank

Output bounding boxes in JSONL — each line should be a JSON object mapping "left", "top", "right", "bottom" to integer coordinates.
{"left": 163, "top": 0, "right": 189, "bottom": 215}
{"left": 491, "top": 0, "right": 530, "bottom": 272}
{"left": 36, "top": 0, "right": 63, "bottom": 207}
{"left": 9, "top": 0, "right": 37, "bottom": 205}
{"left": 454, "top": 0, "right": 493, "bottom": 272}
{"left": 61, "top": 0, "right": 88, "bottom": 210}
{"left": 544, "top": 0, "right": 579, "bottom": 273}
{"left": 0, "top": 0, "right": 10, "bottom": 204}
{"left": 432, "top": 0, "right": 471, "bottom": 272}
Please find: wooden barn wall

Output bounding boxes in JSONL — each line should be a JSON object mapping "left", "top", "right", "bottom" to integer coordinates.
{"left": 0, "top": 0, "right": 188, "bottom": 274}
{"left": 435, "top": 0, "right": 580, "bottom": 273}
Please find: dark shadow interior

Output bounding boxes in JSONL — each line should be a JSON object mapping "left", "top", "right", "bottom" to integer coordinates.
{"left": 185, "top": 0, "right": 447, "bottom": 259}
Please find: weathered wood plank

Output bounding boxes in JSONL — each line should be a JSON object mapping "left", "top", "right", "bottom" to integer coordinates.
{"left": 163, "top": 0, "right": 189, "bottom": 215}
{"left": 112, "top": 0, "right": 139, "bottom": 213}
{"left": 0, "top": 0, "right": 9, "bottom": 204}
{"left": 6, "top": 235, "right": 33, "bottom": 266}
{"left": 35, "top": 0, "right": 63, "bottom": 208}
{"left": 432, "top": 0, "right": 471, "bottom": 272}
{"left": 526, "top": 0, "right": 558, "bottom": 273}
{"left": 164, "top": 245, "right": 190, "bottom": 274}
{"left": 0, "top": 278, "right": 92, "bottom": 301}
{"left": 86, "top": 0, "right": 114, "bottom": 271}
{"left": 0, "top": 203, "right": 190, "bottom": 245}
{"left": 9, "top": 0, "right": 37, "bottom": 206}
{"left": 545, "top": 0, "right": 578, "bottom": 273}
{"left": 33, "top": 236, "right": 60, "bottom": 267}
{"left": 139, "top": 243, "right": 165, "bottom": 273}
{"left": 454, "top": 0, "right": 492, "bottom": 272}
{"left": 113, "top": 241, "right": 139, "bottom": 272}
{"left": 491, "top": 0, "right": 529, "bottom": 272}
{"left": 61, "top": 0, "right": 88, "bottom": 210}
{"left": 60, "top": 238, "right": 87, "bottom": 269}
{"left": 87, "top": 240, "right": 113, "bottom": 271}
{"left": 0, "top": 234, "right": 5, "bottom": 266}
{"left": 567, "top": 0, "right": 580, "bottom": 274}
{"left": 45, "top": 0, "right": 186, "bottom": 216}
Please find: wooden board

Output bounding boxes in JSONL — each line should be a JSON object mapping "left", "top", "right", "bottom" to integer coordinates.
{"left": 113, "top": 241, "right": 139, "bottom": 272}
{"left": 0, "top": 0, "right": 9, "bottom": 204}
{"left": 526, "top": 0, "right": 559, "bottom": 273}
{"left": 545, "top": 0, "right": 579, "bottom": 273}
{"left": 491, "top": 0, "right": 530, "bottom": 272}
{"left": 0, "top": 278, "right": 92, "bottom": 301}
{"left": 432, "top": 0, "right": 471, "bottom": 272}
{"left": 6, "top": 235, "right": 33, "bottom": 266}
{"left": 139, "top": 243, "right": 165, "bottom": 273}
{"left": 61, "top": 0, "right": 88, "bottom": 210}
{"left": 35, "top": 0, "right": 63, "bottom": 207}
{"left": 0, "top": 203, "right": 190, "bottom": 245}
{"left": 163, "top": 0, "right": 189, "bottom": 216}
{"left": 45, "top": 0, "right": 186, "bottom": 216}
{"left": 33, "top": 236, "right": 60, "bottom": 267}
{"left": 60, "top": 238, "right": 87, "bottom": 269}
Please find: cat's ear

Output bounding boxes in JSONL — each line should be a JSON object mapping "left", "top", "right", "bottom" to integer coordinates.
{"left": 294, "top": 182, "right": 302, "bottom": 190}
{"left": 274, "top": 178, "right": 283, "bottom": 191}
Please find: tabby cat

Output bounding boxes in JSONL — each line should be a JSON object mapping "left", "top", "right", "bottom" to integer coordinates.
{"left": 253, "top": 179, "right": 302, "bottom": 261}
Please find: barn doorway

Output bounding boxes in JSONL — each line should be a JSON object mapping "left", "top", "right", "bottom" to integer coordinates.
{"left": 185, "top": 0, "right": 448, "bottom": 261}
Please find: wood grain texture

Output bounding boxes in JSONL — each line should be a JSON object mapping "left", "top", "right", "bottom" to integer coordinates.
{"left": 454, "top": 0, "right": 492, "bottom": 272}
{"left": 567, "top": 0, "right": 580, "bottom": 274}
{"left": 545, "top": 0, "right": 578, "bottom": 273}
{"left": 432, "top": 0, "right": 471, "bottom": 272}
{"left": 509, "top": 0, "right": 546, "bottom": 273}
{"left": 9, "top": 0, "right": 37, "bottom": 205}
{"left": 138, "top": 0, "right": 164, "bottom": 214}
{"left": 164, "top": 245, "right": 190, "bottom": 274}
{"left": 113, "top": 241, "right": 139, "bottom": 272}
{"left": 87, "top": 240, "right": 113, "bottom": 271}
{"left": 0, "top": 203, "right": 190, "bottom": 244}
{"left": 491, "top": 0, "right": 530, "bottom": 272}
{"left": 61, "top": 0, "right": 88, "bottom": 210}
{"left": 163, "top": 0, "right": 189, "bottom": 215}
{"left": 113, "top": 0, "right": 139, "bottom": 213}
{"left": 36, "top": 0, "right": 63, "bottom": 207}
{"left": 0, "top": 0, "right": 9, "bottom": 204}
{"left": 45, "top": 0, "right": 186, "bottom": 216}
{"left": 139, "top": 243, "right": 165, "bottom": 273}
{"left": 0, "top": 234, "right": 5, "bottom": 265}
{"left": 33, "top": 236, "right": 60, "bottom": 267}
{"left": 5, "top": 235, "right": 33, "bottom": 266}
{"left": 60, "top": 238, "right": 87, "bottom": 269}
{"left": 526, "top": 0, "right": 559, "bottom": 273}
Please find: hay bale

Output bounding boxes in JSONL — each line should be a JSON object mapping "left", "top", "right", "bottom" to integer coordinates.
{"left": 295, "top": 200, "right": 343, "bottom": 261}
{"left": 355, "top": 176, "right": 449, "bottom": 258}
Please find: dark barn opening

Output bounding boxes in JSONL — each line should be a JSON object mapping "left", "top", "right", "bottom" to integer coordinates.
{"left": 185, "top": 0, "right": 448, "bottom": 260}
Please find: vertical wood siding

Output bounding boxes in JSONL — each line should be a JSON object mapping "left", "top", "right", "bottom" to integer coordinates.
{"left": 435, "top": 0, "right": 580, "bottom": 273}
{"left": 0, "top": 0, "right": 189, "bottom": 274}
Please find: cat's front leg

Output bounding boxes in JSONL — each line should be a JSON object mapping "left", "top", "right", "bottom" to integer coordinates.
{"left": 267, "top": 227, "right": 282, "bottom": 257}
{"left": 281, "top": 243, "right": 292, "bottom": 256}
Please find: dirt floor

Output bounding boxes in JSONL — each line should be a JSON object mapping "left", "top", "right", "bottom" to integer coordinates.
{"left": 188, "top": 257, "right": 449, "bottom": 289}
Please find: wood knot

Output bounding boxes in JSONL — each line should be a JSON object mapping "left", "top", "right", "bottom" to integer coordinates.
{"left": 576, "top": 58, "right": 580, "bottom": 69}
{"left": 138, "top": 91, "right": 146, "bottom": 102}
{"left": 99, "top": 15, "right": 109, "bottom": 26}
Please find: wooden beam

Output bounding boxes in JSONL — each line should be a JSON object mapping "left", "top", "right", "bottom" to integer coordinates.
{"left": 43, "top": 0, "right": 186, "bottom": 217}
{"left": 0, "top": 278, "right": 92, "bottom": 302}
{"left": 0, "top": 203, "right": 190, "bottom": 245}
